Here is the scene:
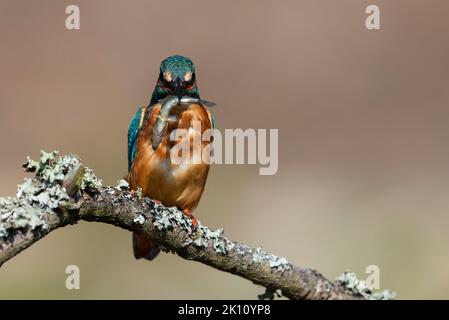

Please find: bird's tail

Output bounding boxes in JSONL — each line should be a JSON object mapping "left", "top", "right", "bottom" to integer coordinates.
{"left": 132, "top": 232, "right": 161, "bottom": 261}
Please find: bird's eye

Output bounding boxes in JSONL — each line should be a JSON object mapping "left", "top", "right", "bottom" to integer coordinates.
{"left": 163, "top": 72, "right": 172, "bottom": 82}
{"left": 184, "top": 72, "right": 192, "bottom": 82}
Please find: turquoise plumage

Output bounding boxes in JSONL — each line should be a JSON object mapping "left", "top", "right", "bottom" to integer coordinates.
{"left": 127, "top": 107, "right": 146, "bottom": 171}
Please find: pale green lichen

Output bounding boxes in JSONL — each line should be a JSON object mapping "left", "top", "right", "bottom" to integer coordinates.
{"left": 150, "top": 201, "right": 228, "bottom": 255}
{"left": 336, "top": 271, "right": 396, "bottom": 300}
{"left": 213, "top": 238, "right": 227, "bottom": 254}
{"left": 252, "top": 247, "right": 291, "bottom": 272}
{"left": 225, "top": 240, "right": 236, "bottom": 251}
{"left": 192, "top": 225, "right": 227, "bottom": 255}
{"left": 252, "top": 247, "right": 265, "bottom": 263}
{"left": 40, "top": 150, "right": 58, "bottom": 165}
{"left": 152, "top": 204, "right": 179, "bottom": 231}
{"left": 203, "top": 227, "right": 223, "bottom": 239}
{"left": 23, "top": 157, "right": 40, "bottom": 172}
{"left": 0, "top": 151, "right": 102, "bottom": 239}
{"left": 133, "top": 214, "right": 145, "bottom": 225}
{"left": 116, "top": 179, "right": 129, "bottom": 191}
{"left": 80, "top": 167, "right": 102, "bottom": 190}
{"left": 151, "top": 202, "right": 195, "bottom": 234}
{"left": 0, "top": 151, "right": 70, "bottom": 236}
{"left": 269, "top": 257, "right": 289, "bottom": 269}
{"left": 192, "top": 237, "right": 208, "bottom": 248}
{"left": 11, "top": 204, "right": 43, "bottom": 229}
{"left": 234, "top": 243, "right": 252, "bottom": 256}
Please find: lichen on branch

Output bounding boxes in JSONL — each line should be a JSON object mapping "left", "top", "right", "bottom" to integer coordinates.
{"left": 0, "top": 151, "right": 395, "bottom": 300}
{"left": 0, "top": 151, "right": 100, "bottom": 238}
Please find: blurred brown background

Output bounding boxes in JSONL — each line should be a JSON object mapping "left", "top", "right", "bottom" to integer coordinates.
{"left": 1, "top": 0, "right": 448, "bottom": 299}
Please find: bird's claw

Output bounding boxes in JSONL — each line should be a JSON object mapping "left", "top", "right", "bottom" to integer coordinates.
{"left": 183, "top": 209, "right": 198, "bottom": 229}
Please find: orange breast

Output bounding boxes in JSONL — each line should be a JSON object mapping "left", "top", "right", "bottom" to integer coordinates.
{"left": 127, "top": 102, "right": 212, "bottom": 211}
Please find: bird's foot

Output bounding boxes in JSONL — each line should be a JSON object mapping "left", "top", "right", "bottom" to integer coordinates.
{"left": 183, "top": 209, "right": 198, "bottom": 228}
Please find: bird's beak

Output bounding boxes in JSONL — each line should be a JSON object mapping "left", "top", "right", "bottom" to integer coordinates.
{"left": 172, "top": 77, "right": 185, "bottom": 100}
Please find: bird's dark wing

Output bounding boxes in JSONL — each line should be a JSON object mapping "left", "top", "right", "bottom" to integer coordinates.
{"left": 127, "top": 106, "right": 147, "bottom": 171}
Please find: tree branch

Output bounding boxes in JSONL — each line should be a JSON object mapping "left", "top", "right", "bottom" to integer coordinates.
{"left": 0, "top": 151, "right": 395, "bottom": 300}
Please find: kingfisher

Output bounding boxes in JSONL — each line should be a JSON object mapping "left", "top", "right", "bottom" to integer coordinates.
{"left": 126, "top": 55, "right": 214, "bottom": 260}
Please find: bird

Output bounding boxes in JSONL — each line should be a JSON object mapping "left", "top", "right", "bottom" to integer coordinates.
{"left": 126, "top": 55, "right": 214, "bottom": 261}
